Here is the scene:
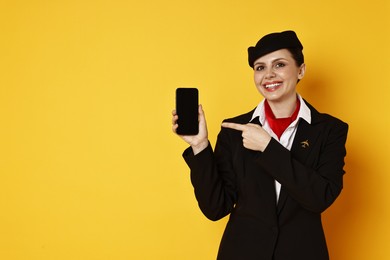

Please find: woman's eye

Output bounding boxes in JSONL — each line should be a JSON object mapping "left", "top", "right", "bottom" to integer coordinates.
{"left": 275, "top": 63, "right": 285, "bottom": 68}
{"left": 255, "top": 65, "right": 265, "bottom": 71}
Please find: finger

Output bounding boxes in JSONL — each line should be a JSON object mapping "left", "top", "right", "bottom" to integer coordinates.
{"left": 221, "top": 122, "right": 246, "bottom": 131}
{"left": 172, "top": 114, "right": 178, "bottom": 125}
{"left": 172, "top": 123, "right": 178, "bottom": 133}
{"left": 198, "top": 104, "right": 206, "bottom": 123}
{"left": 246, "top": 123, "right": 260, "bottom": 128}
{"left": 198, "top": 104, "right": 205, "bottom": 118}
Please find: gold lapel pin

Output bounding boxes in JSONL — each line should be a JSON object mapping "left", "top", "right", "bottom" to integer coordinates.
{"left": 301, "top": 140, "right": 309, "bottom": 148}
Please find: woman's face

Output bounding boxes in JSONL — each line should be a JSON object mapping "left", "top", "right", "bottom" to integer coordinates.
{"left": 253, "top": 49, "right": 305, "bottom": 104}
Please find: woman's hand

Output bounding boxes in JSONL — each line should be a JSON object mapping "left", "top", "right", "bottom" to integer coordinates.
{"left": 172, "top": 105, "right": 209, "bottom": 155}
{"left": 221, "top": 122, "right": 271, "bottom": 152}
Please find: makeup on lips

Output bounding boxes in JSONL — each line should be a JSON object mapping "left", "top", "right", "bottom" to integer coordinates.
{"left": 263, "top": 81, "right": 282, "bottom": 91}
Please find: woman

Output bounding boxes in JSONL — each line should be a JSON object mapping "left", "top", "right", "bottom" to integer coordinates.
{"left": 172, "top": 30, "right": 348, "bottom": 260}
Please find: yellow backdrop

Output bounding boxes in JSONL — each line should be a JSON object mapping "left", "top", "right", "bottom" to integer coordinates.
{"left": 0, "top": 0, "right": 389, "bottom": 259}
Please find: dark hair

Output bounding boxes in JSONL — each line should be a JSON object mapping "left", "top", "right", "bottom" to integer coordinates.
{"left": 287, "top": 48, "right": 304, "bottom": 66}
{"left": 286, "top": 48, "right": 304, "bottom": 83}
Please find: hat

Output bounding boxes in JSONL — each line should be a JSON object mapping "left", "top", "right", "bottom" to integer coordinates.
{"left": 247, "top": 30, "right": 303, "bottom": 68}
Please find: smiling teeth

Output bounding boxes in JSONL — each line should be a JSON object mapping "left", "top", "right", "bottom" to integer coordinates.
{"left": 265, "top": 83, "right": 281, "bottom": 89}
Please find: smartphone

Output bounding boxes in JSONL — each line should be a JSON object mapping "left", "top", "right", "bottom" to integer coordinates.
{"left": 175, "top": 88, "right": 199, "bottom": 135}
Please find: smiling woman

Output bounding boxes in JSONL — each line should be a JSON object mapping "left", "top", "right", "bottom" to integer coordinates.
{"left": 172, "top": 30, "right": 349, "bottom": 260}
{"left": 253, "top": 49, "right": 305, "bottom": 116}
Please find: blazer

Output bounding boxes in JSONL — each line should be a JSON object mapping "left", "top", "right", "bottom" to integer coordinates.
{"left": 183, "top": 101, "right": 348, "bottom": 260}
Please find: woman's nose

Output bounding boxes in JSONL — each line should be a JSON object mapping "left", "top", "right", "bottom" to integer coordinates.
{"left": 265, "top": 68, "right": 276, "bottom": 79}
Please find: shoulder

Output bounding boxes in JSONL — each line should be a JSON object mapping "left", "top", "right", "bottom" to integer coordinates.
{"left": 305, "top": 100, "right": 349, "bottom": 131}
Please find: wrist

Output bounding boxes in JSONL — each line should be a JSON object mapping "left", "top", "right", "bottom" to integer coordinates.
{"left": 260, "top": 136, "right": 272, "bottom": 152}
{"left": 191, "top": 140, "right": 209, "bottom": 155}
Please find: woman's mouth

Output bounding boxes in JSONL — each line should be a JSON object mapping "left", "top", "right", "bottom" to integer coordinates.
{"left": 263, "top": 82, "right": 282, "bottom": 91}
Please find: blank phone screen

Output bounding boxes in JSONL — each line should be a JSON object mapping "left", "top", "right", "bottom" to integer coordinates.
{"left": 176, "top": 88, "right": 198, "bottom": 135}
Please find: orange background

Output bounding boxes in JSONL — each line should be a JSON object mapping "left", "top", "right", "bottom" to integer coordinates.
{"left": 0, "top": 0, "right": 389, "bottom": 259}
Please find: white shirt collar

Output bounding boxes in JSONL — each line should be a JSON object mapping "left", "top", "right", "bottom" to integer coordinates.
{"left": 250, "top": 94, "right": 312, "bottom": 125}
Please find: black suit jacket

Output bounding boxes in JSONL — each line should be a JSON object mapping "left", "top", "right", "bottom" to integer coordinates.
{"left": 183, "top": 101, "right": 348, "bottom": 260}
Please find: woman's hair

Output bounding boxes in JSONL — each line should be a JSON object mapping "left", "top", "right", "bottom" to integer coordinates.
{"left": 287, "top": 47, "right": 304, "bottom": 66}
{"left": 287, "top": 48, "right": 304, "bottom": 83}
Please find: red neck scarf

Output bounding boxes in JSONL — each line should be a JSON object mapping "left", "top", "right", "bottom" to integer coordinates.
{"left": 264, "top": 98, "right": 300, "bottom": 139}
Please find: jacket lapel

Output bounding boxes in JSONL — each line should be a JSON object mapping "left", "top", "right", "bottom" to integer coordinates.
{"left": 277, "top": 107, "right": 324, "bottom": 214}
{"left": 237, "top": 104, "right": 325, "bottom": 216}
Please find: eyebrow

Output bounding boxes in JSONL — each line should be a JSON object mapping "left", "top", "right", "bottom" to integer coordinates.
{"left": 254, "top": 58, "right": 288, "bottom": 66}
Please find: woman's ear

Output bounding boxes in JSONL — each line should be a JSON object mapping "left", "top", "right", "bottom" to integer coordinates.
{"left": 298, "top": 63, "right": 306, "bottom": 80}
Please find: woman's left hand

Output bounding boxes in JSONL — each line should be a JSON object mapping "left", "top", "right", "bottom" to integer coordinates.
{"left": 221, "top": 122, "right": 271, "bottom": 152}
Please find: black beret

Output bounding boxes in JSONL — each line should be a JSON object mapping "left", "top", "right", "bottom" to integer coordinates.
{"left": 248, "top": 30, "right": 303, "bottom": 68}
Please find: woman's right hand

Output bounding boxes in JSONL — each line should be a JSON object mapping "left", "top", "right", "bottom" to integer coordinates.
{"left": 172, "top": 105, "right": 209, "bottom": 155}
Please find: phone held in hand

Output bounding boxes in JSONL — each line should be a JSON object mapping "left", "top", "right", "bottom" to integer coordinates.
{"left": 176, "top": 88, "right": 199, "bottom": 135}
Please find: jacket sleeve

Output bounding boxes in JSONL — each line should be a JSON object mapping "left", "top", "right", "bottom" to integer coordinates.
{"left": 256, "top": 119, "right": 349, "bottom": 213}
{"left": 183, "top": 128, "right": 237, "bottom": 221}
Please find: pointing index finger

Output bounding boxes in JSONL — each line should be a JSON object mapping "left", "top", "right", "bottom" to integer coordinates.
{"left": 221, "top": 122, "right": 246, "bottom": 132}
